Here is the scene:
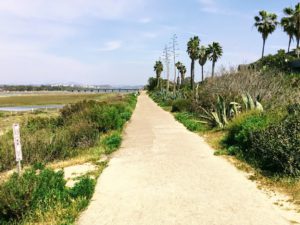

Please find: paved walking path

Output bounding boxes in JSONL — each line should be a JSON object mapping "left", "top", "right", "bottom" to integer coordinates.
{"left": 78, "top": 92, "right": 289, "bottom": 225}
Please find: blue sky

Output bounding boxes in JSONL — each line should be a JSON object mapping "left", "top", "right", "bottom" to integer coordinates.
{"left": 0, "top": 0, "right": 298, "bottom": 85}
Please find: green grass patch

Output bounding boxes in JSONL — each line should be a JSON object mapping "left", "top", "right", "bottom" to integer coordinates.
{"left": 174, "top": 112, "right": 208, "bottom": 132}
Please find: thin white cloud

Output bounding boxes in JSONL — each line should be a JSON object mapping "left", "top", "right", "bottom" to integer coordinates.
{"left": 197, "top": 0, "right": 249, "bottom": 18}
{"left": 139, "top": 17, "right": 152, "bottom": 24}
{"left": 0, "top": 0, "right": 145, "bottom": 21}
{"left": 198, "top": 0, "right": 218, "bottom": 13}
{"left": 142, "top": 32, "right": 158, "bottom": 39}
{"left": 96, "top": 41, "right": 122, "bottom": 52}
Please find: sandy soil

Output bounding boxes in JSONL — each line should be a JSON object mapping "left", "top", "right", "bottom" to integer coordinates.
{"left": 62, "top": 163, "right": 97, "bottom": 187}
{"left": 77, "top": 92, "right": 291, "bottom": 225}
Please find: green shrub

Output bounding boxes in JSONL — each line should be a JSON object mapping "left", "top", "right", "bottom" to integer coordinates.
{"left": 90, "top": 105, "right": 123, "bottom": 132}
{"left": 66, "top": 121, "right": 99, "bottom": 149}
{"left": 223, "top": 111, "right": 271, "bottom": 149}
{"left": 0, "top": 166, "right": 68, "bottom": 223}
{"left": 69, "top": 176, "right": 96, "bottom": 200}
{"left": 224, "top": 106, "right": 300, "bottom": 176}
{"left": 248, "top": 112, "right": 300, "bottom": 175}
{"left": 224, "top": 110, "right": 284, "bottom": 147}
{"left": 25, "top": 117, "right": 61, "bottom": 132}
{"left": 254, "top": 49, "right": 295, "bottom": 72}
{"left": 0, "top": 165, "right": 98, "bottom": 224}
{"left": 171, "top": 99, "right": 191, "bottom": 112}
{"left": 102, "top": 132, "right": 122, "bottom": 154}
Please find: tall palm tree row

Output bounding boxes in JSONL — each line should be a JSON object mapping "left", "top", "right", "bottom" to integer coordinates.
{"left": 198, "top": 46, "right": 209, "bottom": 81}
{"left": 187, "top": 36, "right": 200, "bottom": 89}
{"left": 153, "top": 61, "right": 163, "bottom": 88}
{"left": 281, "top": 16, "right": 296, "bottom": 53}
{"left": 254, "top": 10, "right": 278, "bottom": 58}
{"left": 283, "top": 3, "right": 300, "bottom": 49}
{"left": 207, "top": 42, "right": 223, "bottom": 77}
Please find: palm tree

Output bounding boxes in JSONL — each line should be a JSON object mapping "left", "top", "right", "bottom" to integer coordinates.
{"left": 198, "top": 46, "right": 209, "bottom": 82}
{"left": 175, "top": 61, "right": 187, "bottom": 86}
{"left": 281, "top": 17, "right": 296, "bottom": 52}
{"left": 254, "top": 10, "right": 278, "bottom": 58}
{"left": 283, "top": 3, "right": 300, "bottom": 48}
{"left": 187, "top": 36, "right": 200, "bottom": 89}
{"left": 207, "top": 42, "right": 223, "bottom": 78}
{"left": 179, "top": 65, "right": 187, "bottom": 85}
{"left": 153, "top": 61, "right": 163, "bottom": 89}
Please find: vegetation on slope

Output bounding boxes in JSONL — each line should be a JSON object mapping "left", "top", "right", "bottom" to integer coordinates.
{"left": 0, "top": 93, "right": 137, "bottom": 172}
{"left": 0, "top": 93, "right": 138, "bottom": 224}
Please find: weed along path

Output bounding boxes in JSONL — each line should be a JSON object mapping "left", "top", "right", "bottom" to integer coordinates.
{"left": 78, "top": 92, "right": 290, "bottom": 225}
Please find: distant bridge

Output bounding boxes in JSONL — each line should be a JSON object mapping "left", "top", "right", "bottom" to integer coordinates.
{"left": 70, "top": 88, "right": 141, "bottom": 93}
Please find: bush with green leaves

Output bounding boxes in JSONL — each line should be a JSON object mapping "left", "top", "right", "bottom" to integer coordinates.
{"left": 249, "top": 112, "right": 300, "bottom": 175}
{"left": 254, "top": 49, "right": 295, "bottom": 72}
{"left": 223, "top": 105, "right": 300, "bottom": 176}
{"left": 0, "top": 165, "right": 96, "bottom": 224}
{"left": 223, "top": 111, "right": 273, "bottom": 150}
{"left": 69, "top": 176, "right": 96, "bottom": 200}
{"left": 102, "top": 132, "right": 122, "bottom": 154}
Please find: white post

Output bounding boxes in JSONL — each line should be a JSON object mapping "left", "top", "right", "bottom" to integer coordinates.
{"left": 12, "top": 123, "right": 23, "bottom": 174}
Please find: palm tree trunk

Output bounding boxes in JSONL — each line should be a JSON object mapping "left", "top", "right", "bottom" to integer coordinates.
{"left": 201, "top": 65, "right": 204, "bottom": 82}
{"left": 297, "top": 37, "right": 300, "bottom": 49}
{"left": 288, "top": 36, "right": 292, "bottom": 53}
{"left": 191, "top": 60, "right": 194, "bottom": 89}
{"left": 156, "top": 73, "right": 159, "bottom": 88}
{"left": 262, "top": 38, "right": 266, "bottom": 58}
{"left": 211, "top": 61, "right": 215, "bottom": 78}
{"left": 180, "top": 73, "right": 184, "bottom": 88}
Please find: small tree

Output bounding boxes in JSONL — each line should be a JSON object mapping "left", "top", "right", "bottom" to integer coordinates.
{"left": 198, "top": 46, "right": 209, "bottom": 81}
{"left": 207, "top": 42, "right": 223, "bottom": 78}
{"left": 153, "top": 61, "right": 163, "bottom": 89}
{"left": 254, "top": 10, "right": 278, "bottom": 58}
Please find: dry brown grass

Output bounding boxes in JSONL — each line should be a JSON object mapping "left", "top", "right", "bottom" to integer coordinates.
{"left": 196, "top": 69, "right": 300, "bottom": 110}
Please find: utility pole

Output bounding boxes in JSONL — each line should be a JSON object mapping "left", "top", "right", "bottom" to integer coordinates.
{"left": 170, "top": 34, "right": 179, "bottom": 94}
{"left": 162, "top": 45, "right": 171, "bottom": 91}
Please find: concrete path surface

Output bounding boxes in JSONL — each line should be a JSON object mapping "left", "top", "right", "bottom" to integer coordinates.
{"left": 78, "top": 92, "right": 290, "bottom": 225}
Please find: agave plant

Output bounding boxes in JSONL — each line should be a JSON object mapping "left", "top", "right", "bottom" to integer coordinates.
{"left": 197, "top": 96, "right": 241, "bottom": 128}
{"left": 241, "top": 93, "right": 263, "bottom": 111}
